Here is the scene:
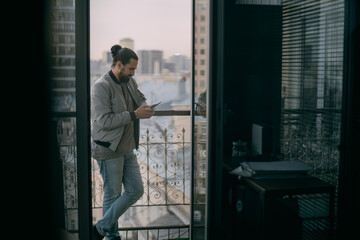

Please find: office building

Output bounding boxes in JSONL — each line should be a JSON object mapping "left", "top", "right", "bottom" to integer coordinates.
{"left": 169, "top": 53, "right": 190, "bottom": 73}
{"left": 137, "top": 49, "right": 163, "bottom": 74}
{"left": 119, "top": 37, "right": 135, "bottom": 50}
{"left": 102, "top": 51, "right": 111, "bottom": 64}
{"left": 50, "top": 0, "right": 76, "bottom": 112}
{"left": 194, "top": 0, "right": 208, "bottom": 97}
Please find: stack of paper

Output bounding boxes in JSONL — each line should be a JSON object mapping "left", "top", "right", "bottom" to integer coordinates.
{"left": 230, "top": 161, "right": 312, "bottom": 178}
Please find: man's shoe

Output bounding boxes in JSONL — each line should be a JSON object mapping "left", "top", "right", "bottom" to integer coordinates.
{"left": 92, "top": 225, "right": 104, "bottom": 240}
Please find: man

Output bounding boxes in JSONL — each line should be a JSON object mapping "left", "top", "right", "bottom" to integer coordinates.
{"left": 196, "top": 90, "right": 207, "bottom": 118}
{"left": 91, "top": 44, "right": 156, "bottom": 240}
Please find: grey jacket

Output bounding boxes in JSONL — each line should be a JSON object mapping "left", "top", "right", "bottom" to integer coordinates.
{"left": 91, "top": 71, "right": 146, "bottom": 152}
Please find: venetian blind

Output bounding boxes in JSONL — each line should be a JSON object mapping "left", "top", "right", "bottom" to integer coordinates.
{"left": 280, "top": 0, "right": 344, "bottom": 185}
{"left": 280, "top": 1, "right": 345, "bottom": 236}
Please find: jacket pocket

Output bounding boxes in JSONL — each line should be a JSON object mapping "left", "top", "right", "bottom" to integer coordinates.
{"left": 94, "top": 140, "right": 111, "bottom": 148}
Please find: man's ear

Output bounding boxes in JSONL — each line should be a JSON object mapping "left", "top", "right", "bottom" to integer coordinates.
{"left": 116, "top": 61, "right": 123, "bottom": 69}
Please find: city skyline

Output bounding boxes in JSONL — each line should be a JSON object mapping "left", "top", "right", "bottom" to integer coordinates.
{"left": 90, "top": 0, "right": 192, "bottom": 60}
{"left": 98, "top": 41, "right": 191, "bottom": 62}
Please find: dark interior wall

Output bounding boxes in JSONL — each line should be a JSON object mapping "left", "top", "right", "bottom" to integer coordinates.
{"left": 338, "top": 0, "right": 360, "bottom": 237}
{"left": 222, "top": 3, "right": 282, "bottom": 157}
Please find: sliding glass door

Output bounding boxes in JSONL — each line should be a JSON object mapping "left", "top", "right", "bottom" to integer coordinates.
{"left": 192, "top": 1, "right": 209, "bottom": 239}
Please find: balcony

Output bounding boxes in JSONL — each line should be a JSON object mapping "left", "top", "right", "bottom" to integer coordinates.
{"left": 56, "top": 110, "right": 205, "bottom": 239}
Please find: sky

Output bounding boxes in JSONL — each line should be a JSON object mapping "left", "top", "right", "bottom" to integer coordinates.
{"left": 90, "top": 0, "right": 192, "bottom": 60}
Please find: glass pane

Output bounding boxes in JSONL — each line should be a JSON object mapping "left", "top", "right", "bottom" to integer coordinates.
{"left": 280, "top": 0, "right": 344, "bottom": 186}
{"left": 90, "top": 0, "right": 192, "bottom": 237}
{"left": 280, "top": 1, "right": 344, "bottom": 232}
{"left": 90, "top": 0, "right": 192, "bottom": 109}
{"left": 50, "top": 0, "right": 79, "bottom": 238}
{"left": 193, "top": 0, "right": 209, "bottom": 239}
{"left": 57, "top": 117, "right": 78, "bottom": 236}
{"left": 50, "top": 0, "right": 76, "bottom": 112}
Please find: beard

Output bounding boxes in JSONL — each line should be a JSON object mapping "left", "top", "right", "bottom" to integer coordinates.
{"left": 118, "top": 69, "right": 131, "bottom": 83}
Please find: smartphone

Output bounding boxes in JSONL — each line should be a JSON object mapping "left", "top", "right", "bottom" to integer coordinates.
{"left": 151, "top": 102, "right": 161, "bottom": 109}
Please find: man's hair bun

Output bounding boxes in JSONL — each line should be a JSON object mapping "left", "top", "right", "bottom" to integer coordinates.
{"left": 110, "top": 44, "right": 138, "bottom": 67}
{"left": 110, "top": 44, "right": 122, "bottom": 58}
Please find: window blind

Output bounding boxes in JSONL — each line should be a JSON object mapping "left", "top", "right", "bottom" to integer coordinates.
{"left": 280, "top": 0, "right": 344, "bottom": 185}
{"left": 280, "top": 1, "right": 344, "bottom": 237}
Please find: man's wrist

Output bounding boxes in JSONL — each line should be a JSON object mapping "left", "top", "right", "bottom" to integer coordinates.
{"left": 130, "top": 111, "right": 137, "bottom": 121}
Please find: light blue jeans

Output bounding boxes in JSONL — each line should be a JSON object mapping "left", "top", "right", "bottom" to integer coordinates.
{"left": 96, "top": 151, "right": 144, "bottom": 240}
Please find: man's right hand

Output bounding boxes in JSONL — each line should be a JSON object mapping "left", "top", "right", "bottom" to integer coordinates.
{"left": 134, "top": 105, "right": 155, "bottom": 119}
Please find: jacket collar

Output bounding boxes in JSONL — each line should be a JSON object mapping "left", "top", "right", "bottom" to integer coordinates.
{"left": 108, "top": 70, "right": 120, "bottom": 85}
{"left": 108, "top": 70, "right": 140, "bottom": 107}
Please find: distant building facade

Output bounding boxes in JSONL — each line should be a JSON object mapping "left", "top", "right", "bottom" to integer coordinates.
{"left": 137, "top": 50, "right": 164, "bottom": 74}
{"left": 194, "top": 0, "right": 208, "bottom": 97}
{"left": 169, "top": 54, "right": 190, "bottom": 73}
{"left": 50, "top": 0, "right": 76, "bottom": 112}
{"left": 120, "top": 37, "right": 135, "bottom": 50}
{"left": 102, "top": 51, "right": 111, "bottom": 64}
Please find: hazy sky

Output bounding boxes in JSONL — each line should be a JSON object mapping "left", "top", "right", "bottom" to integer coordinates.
{"left": 90, "top": 0, "right": 192, "bottom": 60}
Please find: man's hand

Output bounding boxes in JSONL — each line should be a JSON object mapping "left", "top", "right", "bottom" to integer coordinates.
{"left": 197, "top": 106, "right": 206, "bottom": 118}
{"left": 134, "top": 105, "right": 155, "bottom": 119}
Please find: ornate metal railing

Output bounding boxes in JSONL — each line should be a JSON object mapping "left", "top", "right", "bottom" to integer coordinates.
{"left": 117, "top": 225, "right": 190, "bottom": 240}
{"left": 91, "top": 127, "right": 191, "bottom": 209}
{"left": 281, "top": 129, "right": 340, "bottom": 185}
{"left": 280, "top": 109, "right": 342, "bottom": 186}
{"left": 67, "top": 225, "right": 191, "bottom": 240}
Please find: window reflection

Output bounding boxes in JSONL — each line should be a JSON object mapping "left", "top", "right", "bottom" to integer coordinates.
{"left": 193, "top": 0, "right": 208, "bottom": 238}
{"left": 50, "top": 0, "right": 76, "bottom": 112}
{"left": 50, "top": 0, "right": 78, "bottom": 237}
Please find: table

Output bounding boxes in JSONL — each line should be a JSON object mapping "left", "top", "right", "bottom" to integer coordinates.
{"left": 242, "top": 177, "right": 335, "bottom": 239}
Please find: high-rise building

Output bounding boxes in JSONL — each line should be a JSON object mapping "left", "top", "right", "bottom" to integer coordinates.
{"left": 50, "top": 0, "right": 76, "bottom": 112}
{"left": 137, "top": 50, "right": 163, "bottom": 74}
{"left": 120, "top": 37, "right": 135, "bottom": 50}
{"left": 102, "top": 51, "right": 111, "bottom": 64}
{"left": 169, "top": 54, "right": 190, "bottom": 73}
{"left": 194, "top": 0, "right": 208, "bottom": 97}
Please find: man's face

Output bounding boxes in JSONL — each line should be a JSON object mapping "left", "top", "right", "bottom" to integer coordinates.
{"left": 118, "top": 58, "right": 138, "bottom": 83}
